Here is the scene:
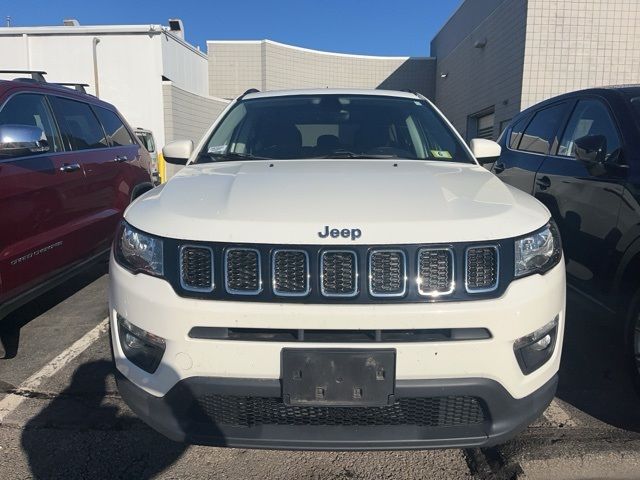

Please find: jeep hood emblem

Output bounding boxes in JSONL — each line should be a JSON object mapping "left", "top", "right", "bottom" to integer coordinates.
{"left": 318, "top": 226, "right": 362, "bottom": 241}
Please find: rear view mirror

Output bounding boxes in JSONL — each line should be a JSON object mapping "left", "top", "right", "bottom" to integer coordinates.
{"left": 469, "top": 138, "right": 501, "bottom": 165}
{"left": 163, "top": 139, "right": 194, "bottom": 165}
{"left": 574, "top": 135, "right": 607, "bottom": 164}
{"left": 0, "top": 124, "right": 49, "bottom": 158}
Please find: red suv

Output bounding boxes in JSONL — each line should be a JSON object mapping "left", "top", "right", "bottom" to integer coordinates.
{"left": 0, "top": 72, "right": 154, "bottom": 322}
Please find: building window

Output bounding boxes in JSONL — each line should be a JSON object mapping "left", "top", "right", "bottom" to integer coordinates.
{"left": 467, "top": 108, "right": 495, "bottom": 140}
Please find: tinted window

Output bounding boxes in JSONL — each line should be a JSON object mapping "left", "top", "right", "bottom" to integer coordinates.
{"left": 507, "top": 115, "right": 529, "bottom": 149}
{"left": 94, "top": 107, "right": 134, "bottom": 147}
{"left": 518, "top": 104, "right": 566, "bottom": 155}
{"left": 0, "top": 93, "right": 62, "bottom": 154}
{"left": 200, "top": 95, "right": 474, "bottom": 163}
{"left": 49, "top": 97, "right": 107, "bottom": 151}
{"left": 558, "top": 99, "right": 621, "bottom": 160}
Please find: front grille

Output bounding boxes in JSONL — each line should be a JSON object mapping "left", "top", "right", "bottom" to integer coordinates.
{"left": 192, "top": 395, "right": 486, "bottom": 428}
{"left": 180, "top": 246, "right": 214, "bottom": 292}
{"left": 369, "top": 250, "right": 406, "bottom": 297}
{"left": 466, "top": 246, "right": 499, "bottom": 292}
{"left": 272, "top": 250, "right": 309, "bottom": 296}
{"left": 321, "top": 251, "right": 358, "bottom": 297}
{"left": 418, "top": 248, "right": 454, "bottom": 296}
{"left": 225, "top": 248, "right": 261, "bottom": 294}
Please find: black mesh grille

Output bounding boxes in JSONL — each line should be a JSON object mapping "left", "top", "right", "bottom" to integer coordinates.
{"left": 273, "top": 250, "right": 309, "bottom": 296}
{"left": 369, "top": 251, "right": 406, "bottom": 296}
{"left": 418, "top": 249, "right": 453, "bottom": 295}
{"left": 180, "top": 246, "right": 213, "bottom": 291}
{"left": 192, "top": 395, "right": 486, "bottom": 428}
{"left": 225, "top": 249, "right": 260, "bottom": 293}
{"left": 466, "top": 246, "right": 498, "bottom": 291}
{"left": 321, "top": 251, "right": 357, "bottom": 296}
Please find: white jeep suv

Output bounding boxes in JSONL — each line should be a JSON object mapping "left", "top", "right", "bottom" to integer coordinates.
{"left": 110, "top": 89, "right": 565, "bottom": 450}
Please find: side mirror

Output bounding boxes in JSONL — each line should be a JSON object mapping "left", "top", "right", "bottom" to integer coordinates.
{"left": 469, "top": 138, "right": 501, "bottom": 165}
{"left": 162, "top": 139, "right": 194, "bottom": 165}
{"left": 574, "top": 135, "right": 607, "bottom": 164}
{"left": 0, "top": 124, "right": 49, "bottom": 158}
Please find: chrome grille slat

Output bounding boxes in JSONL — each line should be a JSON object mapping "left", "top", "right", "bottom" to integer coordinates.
{"left": 180, "top": 245, "right": 214, "bottom": 293}
{"left": 465, "top": 246, "right": 499, "bottom": 293}
{"left": 225, "top": 248, "right": 262, "bottom": 295}
{"left": 321, "top": 250, "right": 358, "bottom": 297}
{"left": 272, "top": 250, "right": 310, "bottom": 297}
{"left": 369, "top": 250, "right": 406, "bottom": 297}
{"left": 417, "top": 248, "right": 454, "bottom": 296}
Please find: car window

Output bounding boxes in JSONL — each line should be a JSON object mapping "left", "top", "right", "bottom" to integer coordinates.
{"left": 200, "top": 95, "right": 474, "bottom": 163}
{"left": 507, "top": 115, "right": 529, "bottom": 149}
{"left": 94, "top": 106, "right": 135, "bottom": 147}
{"left": 557, "top": 99, "right": 621, "bottom": 160}
{"left": 0, "top": 93, "right": 63, "bottom": 154}
{"left": 136, "top": 132, "right": 155, "bottom": 153}
{"left": 517, "top": 103, "right": 566, "bottom": 155}
{"left": 49, "top": 96, "right": 108, "bottom": 151}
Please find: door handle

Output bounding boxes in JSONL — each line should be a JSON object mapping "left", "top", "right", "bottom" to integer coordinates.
{"left": 113, "top": 155, "right": 128, "bottom": 163}
{"left": 536, "top": 176, "right": 551, "bottom": 190}
{"left": 59, "top": 163, "right": 81, "bottom": 173}
{"left": 493, "top": 162, "right": 506, "bottom": 174}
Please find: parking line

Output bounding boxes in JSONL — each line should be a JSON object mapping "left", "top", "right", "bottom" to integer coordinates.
{"left": 544, "top": 398, "right": 579, "bottom": 427}
{"left": 0, "top": 317, "right": 109, "bottom": 424}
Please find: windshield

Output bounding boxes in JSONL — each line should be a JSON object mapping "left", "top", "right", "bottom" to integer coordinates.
{"left": 196, "top": 95, "right": 474, "bottom": 164}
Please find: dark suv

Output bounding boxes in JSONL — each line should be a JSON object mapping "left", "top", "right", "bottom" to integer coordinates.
{"left": 0, "top": 72, "right": 154, "bottom": 322}
{"left": 494, "top": 86, "right": 640, "bottom": 381}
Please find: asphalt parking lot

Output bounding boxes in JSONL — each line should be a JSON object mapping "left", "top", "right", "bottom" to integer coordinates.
{"left": 0, "top": 265, "right": 639, "bottom": 480}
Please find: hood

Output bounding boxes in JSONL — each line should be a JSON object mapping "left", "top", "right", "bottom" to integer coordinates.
{"left": 126, "top": 160, "right": 550, "bottom": 244}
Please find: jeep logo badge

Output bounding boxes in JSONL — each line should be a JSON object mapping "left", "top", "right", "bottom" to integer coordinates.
{"left": 318, "top": 226, "right": 362, "bottom": 241}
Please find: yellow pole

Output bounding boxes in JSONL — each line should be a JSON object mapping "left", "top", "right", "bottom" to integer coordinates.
{"left": 158, "top": 152, "right": 166, "bottom": 184}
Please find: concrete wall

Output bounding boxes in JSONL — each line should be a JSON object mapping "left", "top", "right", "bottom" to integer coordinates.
{"left": 162, "top": 81, "right": 229, "bottom": 144}
{"left": 431, "top": 0, "right": 528, "bottom": 139}
{"left": 208, "top": 40, "right": 436, "bottom": 100}
{"left": 521, "top": 0, "right": 640, "bottom": 109}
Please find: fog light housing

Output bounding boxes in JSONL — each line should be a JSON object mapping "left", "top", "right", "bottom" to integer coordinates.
{"left": 513, "top": 316, "right": 558, "bottom": 375}
{"left": 117, "top": 314, "right": 165, "bottom": 373}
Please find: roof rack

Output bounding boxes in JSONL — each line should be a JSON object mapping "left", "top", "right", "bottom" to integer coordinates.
{"left": 55, "top": 83, "right": 89, "bottom": 94}
{"left": 237, "top": 88, "right": 260, "bottom": 100}
{"left": 0, "top": 70, "right": 47, "bottom": 82}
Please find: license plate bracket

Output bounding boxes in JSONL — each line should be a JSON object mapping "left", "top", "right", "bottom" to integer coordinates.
{"left": 281, "top": 348, "right": 396, "bottom": 407}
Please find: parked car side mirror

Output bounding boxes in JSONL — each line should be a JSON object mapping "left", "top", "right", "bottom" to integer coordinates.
{"left": 469, "top": 138, "right": 501, "bottom": 165}
{"left": 0, "top": 124, "right": 49, "bottom": 158}
{"left": 574, "top": 135, "right": 607, "bottom": 165}
{"left": 162, "top": 139, "right": 194, "bottom": 165}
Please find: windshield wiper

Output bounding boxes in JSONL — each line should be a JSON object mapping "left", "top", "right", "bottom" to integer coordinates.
{"left": 197, "top": 152, "right": 270, "bottom": 163}
{"left": 321, "top": 150, "right": 399, "bottom": 159}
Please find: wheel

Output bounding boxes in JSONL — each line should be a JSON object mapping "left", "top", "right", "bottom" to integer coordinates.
{"left": 627, "top": 291, "right": 640, "bottom": 391}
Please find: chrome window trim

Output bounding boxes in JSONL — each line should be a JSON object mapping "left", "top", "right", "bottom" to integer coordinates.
{"left": 368, "top": 249, "right": 407, "bottom": 298}
{"left": 320, "top": 250, "right": 359, "bottom": 298}
{"left": 464, "top": 245, "right": 499, "bottom": 293}
{"left": 271, "top": 249, "right": 311, "bottom": 297}
{"left": 417, "top": 247, "right": 455, "bottom": 297}
{"left": 224, "top": 247, "right": 262, "bottom": 295}
{"left": 179, "top": 244, "right": 215, "bottom": 293}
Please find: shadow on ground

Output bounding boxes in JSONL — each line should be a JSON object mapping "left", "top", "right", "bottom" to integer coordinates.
{"left": 556, "top": 289, "right": 640, "bottom": 432}
{"left": 20, "top": 360, "right": 187, "bottom": 479}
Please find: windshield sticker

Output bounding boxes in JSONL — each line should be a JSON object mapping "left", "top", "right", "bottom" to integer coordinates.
{"left": 430, "top": 150, "right": 452, "bottom": 159}
{"left": 208, "top": 145, "right": 227, "bottom": 154}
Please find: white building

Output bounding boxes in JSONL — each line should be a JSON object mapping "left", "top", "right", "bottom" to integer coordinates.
{"left": 0, "top": 21, "right": 229, "bottom": 149}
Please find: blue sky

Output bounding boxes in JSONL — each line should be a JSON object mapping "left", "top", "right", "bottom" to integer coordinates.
{"left": 1, "top": 0, "right": 461, "bottom": 56}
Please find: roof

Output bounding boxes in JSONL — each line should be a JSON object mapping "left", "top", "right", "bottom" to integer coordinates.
{"left": 242, "top": 88, "right": 424, "bottom": 101}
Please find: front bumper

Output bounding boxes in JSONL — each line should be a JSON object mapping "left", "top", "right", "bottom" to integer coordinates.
{"left": 116, "top": 371, "right": 558, "bottom": 450}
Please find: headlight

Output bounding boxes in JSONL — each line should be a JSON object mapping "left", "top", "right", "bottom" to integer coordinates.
{"left": 114, "top": 221, "right": 164, "bottom": 276}
{"left": 514, "top": 221, "right": 562, "bottom": 278}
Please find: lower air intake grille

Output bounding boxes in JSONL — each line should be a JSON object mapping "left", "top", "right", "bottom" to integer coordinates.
{"left": 225, "top": 248, "right": 261, "bottom": 294}
{"left": 180, "top": 246, "right": 214, "bottom": 292}
{"left": 272, "top": 250, "right": 309, "bottom": 296}
{"left": 418, "top": 249, "right": 454, "bottom": 296}
{"left": 466, "top": 246, "right": 498, "bottom": 292}
{"left": 321, "top": 251, "right": 357, "bottom": 297}
{"left": 192, "top": 395, "right": 487, "bottom": 427}
{"left": 369, "top": 250, "right": 406, "bottom": 297}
